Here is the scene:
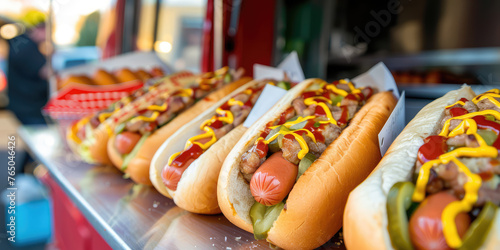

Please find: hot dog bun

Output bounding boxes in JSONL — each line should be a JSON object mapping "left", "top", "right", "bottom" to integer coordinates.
{"left": 85, "top": 128, "right": 113, "bottom": 165}
{"left": 149, "top": 79, "right": 268, "bottom": 211}
{"left": 342, "top": 85, "right": 498, "bottom": 249}
{"left": 151, "top": 125, "right": 246, "bottom": 212}
{"left": 93, "top": 69, "right": 118, "bottom": 85}
{"left": 217, "top": 79, "right": 397, "bottom": 249}
{"left": 107, "top": 77, "right": 252, "bottom": 186}
{"left": 136, "top": 69, "right": 152, "bottom": 82}
{"left": 60, "top": 75, "right": 96, "bottom": 89}
{"left": 115, "top": 68, "right": 140, "bottom": 83}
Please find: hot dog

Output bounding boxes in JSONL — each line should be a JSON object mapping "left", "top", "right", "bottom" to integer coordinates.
{"left": 344, "top": 86, "right": 500, "bottom": 250}
{"left": 107, "top": 68, "right": 251, "bottom": 185}
{"left": 250, "top": 151, "right": 297, "bottom": 206}
{"left": 217, "top": 78, "right": 397, "bottom": 249}
{"left": 67, "top": 68, "right": 241, "bottom": 166}
{"left": 114, "top": 131, "right": 142, "bottom": 155}
{"left": 66, "top": 80, "right": 155, "bottom": 163}
{"left": 150, "top": 79, "right": 290, "bottom": 213}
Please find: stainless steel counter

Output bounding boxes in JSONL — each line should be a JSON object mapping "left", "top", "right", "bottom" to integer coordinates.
{"left": 19, "top": 125, "right": 345, "bottom": 249}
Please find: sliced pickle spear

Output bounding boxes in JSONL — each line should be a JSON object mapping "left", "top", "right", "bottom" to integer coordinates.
{"left": 114, "top": 122, "right": 126, "bottom": 134}
{"left": 250, "top": 201, "right": 285, "bottom": 240}
{"left": 387, "top": 182, "right": 415, "bottom": 250}
{"left": 459, "top": 202, "right": 498, "bottom": 250}
{"left": 287, "top": 116, "right": 299, "bottom": 122}
{"left": 121, "top": 132, "right": 150, "bottom": 171}
{"left": 266, "top": 126, "right": 290, "bottom": 152}
{"left": 224, "top": 73, "right": 232, "bottom": 83}
{"left": 265, "top": 126, "right": 283, "bottom": 141}
{"left": 485, "top": 114, "right": 496, "bottom": 122}
{"left": 331, "top": 95, "right": 344, "bottom": 105}
{"left": 289, "top": 120, "right": 308, "bottom": 130}
{"left": 477, "top": 129, "right": 497, "bottom": 146}
{"left": 269, "top": 134, "right": 283, "bottom": 153}
{"left": 277, "top": 81, "right": 291, "bottom": 90}
{"left": 297, "top": 153, "right": 316, "bottom": 181}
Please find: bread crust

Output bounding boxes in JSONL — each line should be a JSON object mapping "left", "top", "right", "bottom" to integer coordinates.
{"left": 343, "top": 85, "right": 478, "bottom": 250}
{"left": 89, "top": 129, "right": 113, "bottom": 165}
{"left": 172, "top": 126, "right": 246, "bottom": 214}
{"left": 150, "top": 79, "right": 270, "bottom": 212}
{"left": 107, "top": 77, "right": 252, "bottom": 185}
{"left": 217, "top": 79, "right": 397, "bottom": 249}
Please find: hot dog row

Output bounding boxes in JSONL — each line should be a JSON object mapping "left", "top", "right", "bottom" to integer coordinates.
{"left": 65, "top": 65, "right": 499, "bottom": 249}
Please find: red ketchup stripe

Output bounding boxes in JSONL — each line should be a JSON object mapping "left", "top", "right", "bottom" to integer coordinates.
{"left": 417, "top": 135, "right": 448, "bottom": 164}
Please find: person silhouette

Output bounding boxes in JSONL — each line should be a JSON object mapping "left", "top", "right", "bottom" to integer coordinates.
{"left": 3, "top": 19, "right": 49, "bottom": 125}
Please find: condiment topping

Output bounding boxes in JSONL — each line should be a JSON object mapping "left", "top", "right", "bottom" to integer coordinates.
{"left": 162, "top": 81, "right": 268, "bottom": 190}
{"left": 121, "top": 68, "right": 231, "bottom": 134}
{"left": 254, "top": 80, "right": 371, "bottom": 160}
{"left": 69, "top": 117, "right": 90, "bottom": 144}
{"left": 413, "top": 91, "right": 500, "bottom": 248}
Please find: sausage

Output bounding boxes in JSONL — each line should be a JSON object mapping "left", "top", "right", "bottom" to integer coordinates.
{"left": 281, "top": 135, "right": 301, "bottom": 165}
{"left": 115, "top": 131, "right": 142, "bottom": 155}
{"left": 361, "top": 87, "right": 373, "bottom": 99}
{"left": 232, "top": 92, "right": 250, "bottom": 103}
{"left": 304, "top": 136, "right": 326, "bottom": 158}
{"left": 446, "top": 134, "right": 467, "bottom": 147}
{"left": 241, "top": 150, "right": 263, "bottom": 175}
{"left": 161, "top": 137, "right": 212, "bottom": 190}
{"left": 477, "top": 98, "right": 500, "bottom": 112}
{"left": 232, "top": 108, "right": 250, "bottom": 127}
{"left": 463, "top": 99, "right": 478, "bottom": 113}
{"left": 139, "top": 121, "right": 157, "bottom": 134}
{"left": 250, "top": 151, "right": 298, "bottom": 206}
{"left": 214, "top": 124, "right": 234, "bottom": 139}
{"left": 409, "top": 192, "right": 471, "bottom": 250}
{"left": 90, "top": 115, "right": 101, "bottom": 128}
{"left": 162, "top": 158, "right": 195, "bottom": 191}
{"left": 126, "top": 119, "right": 144, "bottom": 132}
{"left": 292, "top": 97, "right": 307, "bottom": 115}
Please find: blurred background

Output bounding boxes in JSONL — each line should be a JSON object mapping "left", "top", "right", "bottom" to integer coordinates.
{"left": 1, "top": 0, "right": 500, "bottom": 249}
